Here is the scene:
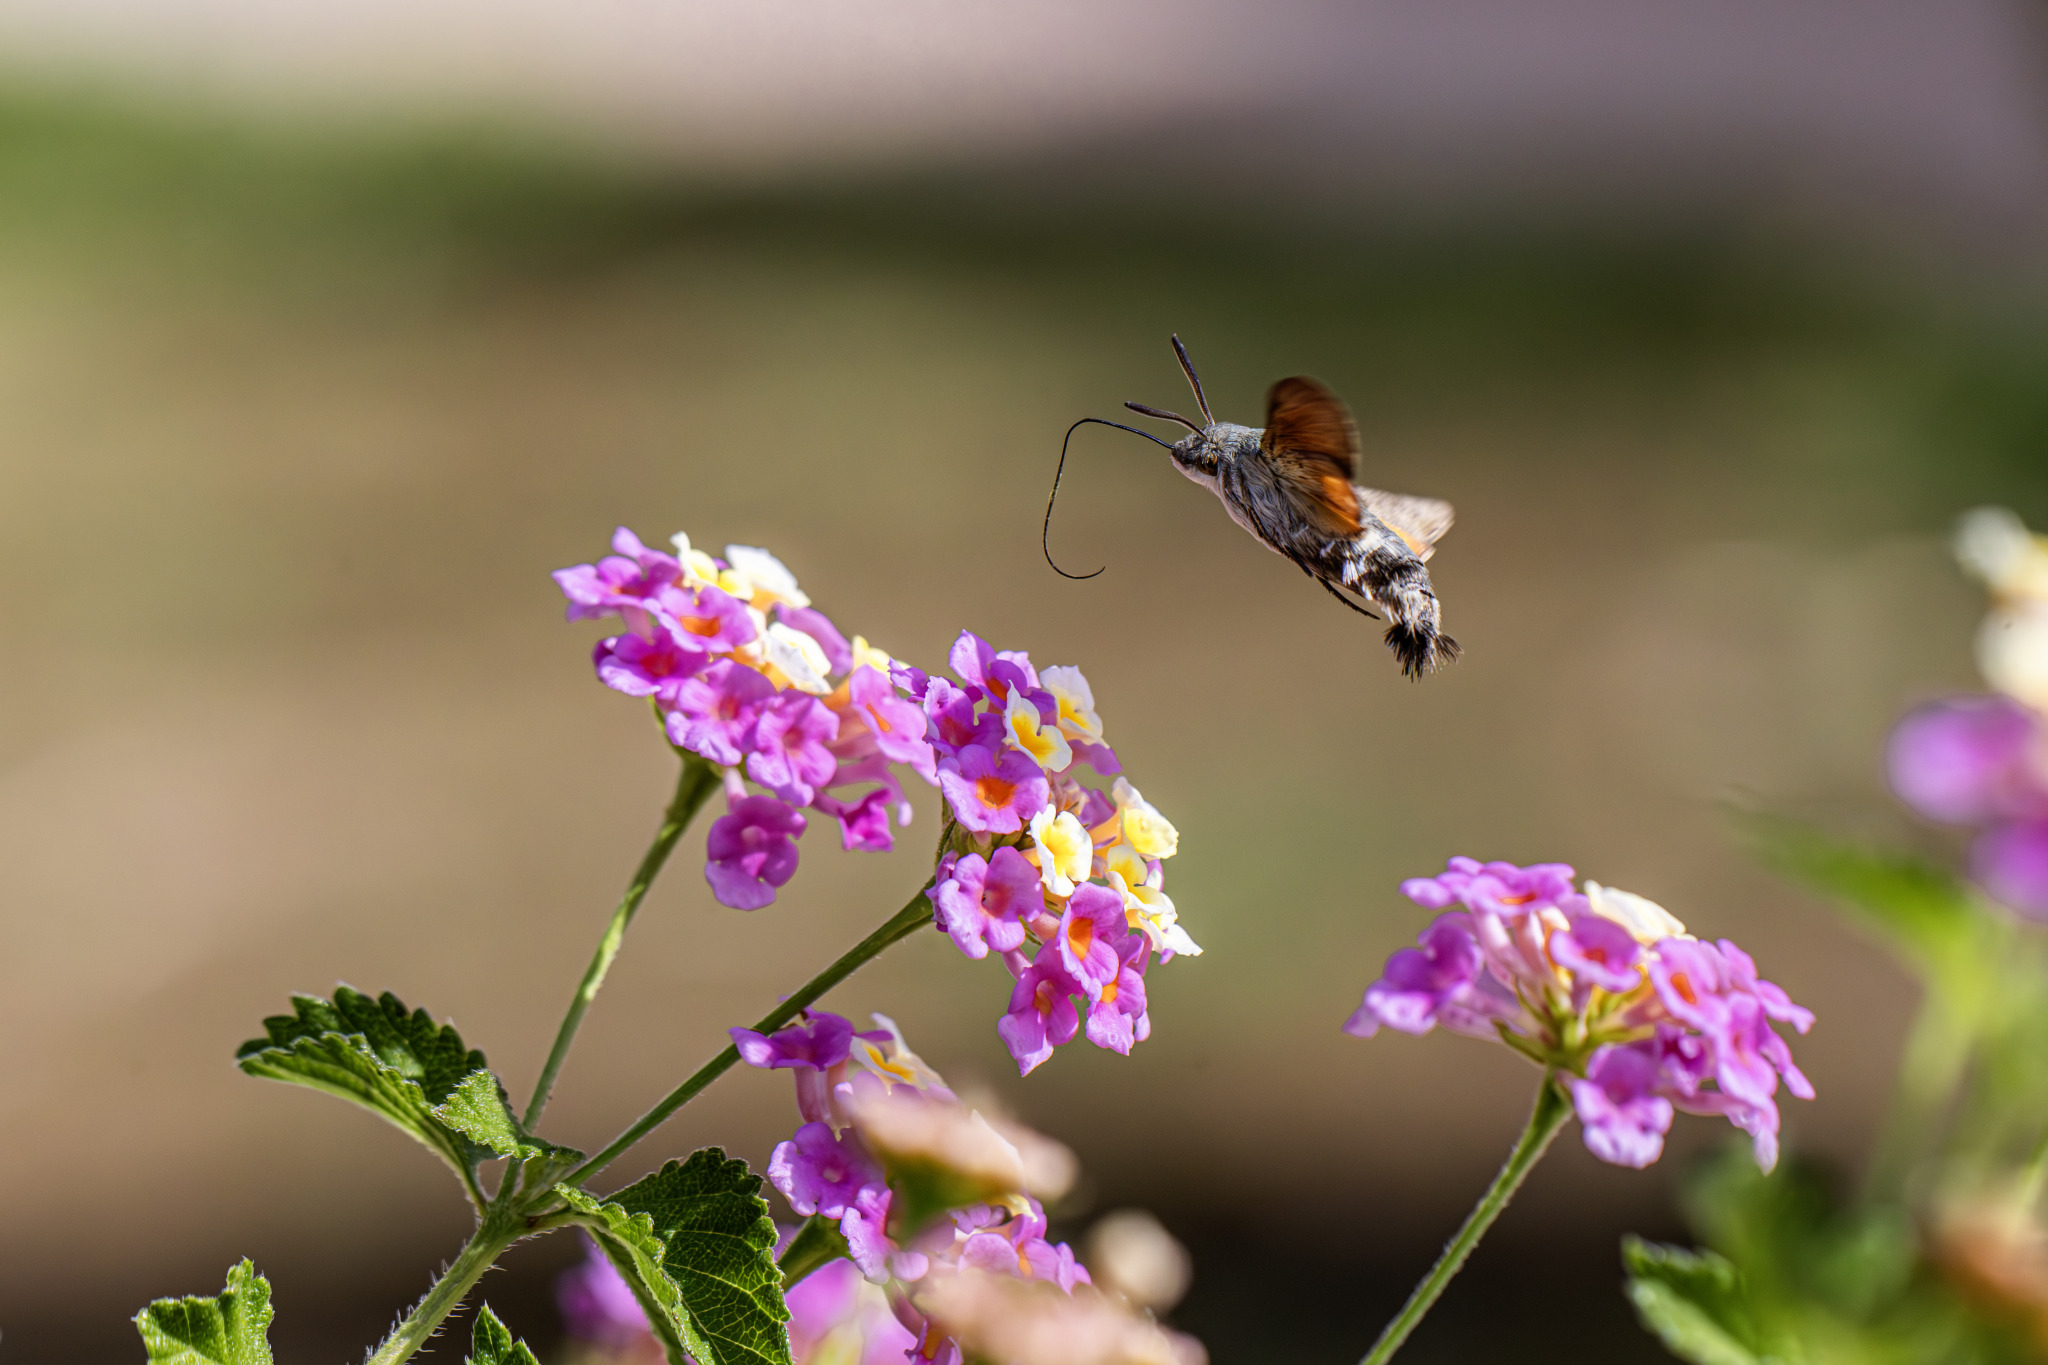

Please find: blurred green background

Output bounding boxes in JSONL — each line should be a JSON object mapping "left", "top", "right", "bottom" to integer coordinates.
{"left": 4, "top": 7, "right": 2048, "bottom": 1360}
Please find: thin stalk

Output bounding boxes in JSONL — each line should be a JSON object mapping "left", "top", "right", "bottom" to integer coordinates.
{"left": 363, "top": 1210, "right": 522, "bottom": 1365}
{"left": 2015, "top": 1123, "right": 2048, "bottom": 1217}
{"left": 565, "top": 883, "right": 936, "bottom": 1187}
{"left": 1358, "top": 1075, "right": 1574, "bottom": 1365}
{"left": 525, "top": 754, "right": 722, "bottom": 1129}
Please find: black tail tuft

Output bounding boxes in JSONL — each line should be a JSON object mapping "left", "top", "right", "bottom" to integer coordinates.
{"left": 1385, "top": 624, "right": 1460, "bottom": 680}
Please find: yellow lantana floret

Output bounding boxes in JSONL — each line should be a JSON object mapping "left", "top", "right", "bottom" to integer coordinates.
{"left": 1584, "top": 881, "right": 1689, "bottom": 945}
{"left": 1102, "top": 841, "right": 1201, "bottom": 956}
{"left": 1028, "top": 808, "right": 1093, "bottom": 897}
{"left": 1112, "top": 777, "right": 1178, "bottom": 860}
{"left": 1038, "top": 665, "right": 1105, "bottom": 744}
{"left": 724, "top": 543, "right": 811, "bottom": 609}
{"left": 1004, "top": 691, "right": 1074, "bottom": 774}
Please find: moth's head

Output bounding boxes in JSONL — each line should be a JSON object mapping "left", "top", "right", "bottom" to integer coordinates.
{"left": 1168, "top": 423, "right": 1259, "bottom": 479}
{"left": 1169, "top": 429, "right": 1218, "bottom": 477}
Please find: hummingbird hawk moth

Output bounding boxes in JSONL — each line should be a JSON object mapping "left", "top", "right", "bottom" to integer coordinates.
{"left": 1044, "top": 336, "right": 1460, "bottom": 678}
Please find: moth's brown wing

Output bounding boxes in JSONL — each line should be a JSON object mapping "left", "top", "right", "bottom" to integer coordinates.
{"left": 1260, "top": 376, "right": 1361, "bottom": 537}
{"left": 1355, "top": 488, "right": 1455, "bottom": 561}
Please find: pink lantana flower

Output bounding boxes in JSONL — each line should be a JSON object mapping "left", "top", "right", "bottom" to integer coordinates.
{"left": 704, "top": 795, "right": 806, "bottom": 910}
{"left": 666, "top": 660, "right": 776, "bottom": 766}
{"left": 997, "top": 946, "right": 1084, "bottom": 1076}
{"left": 936, "top": 744, "right": 1049, "bottom": 835}
{"left": 747, "top": 692, "right": 841, "bottom": 806}
{"left": 930, "top": 848, "right": 1039, "bottom": 959}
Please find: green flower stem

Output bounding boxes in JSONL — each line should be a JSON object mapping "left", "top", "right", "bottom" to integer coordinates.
{"left": 363, "top": 1207, "right": 524, "bottom": 1365}
{"left": 1358, "top": 1074, "right": 1575, "bottom": 1365}
{"left": 1864, "top": 993, "right": 1972, "bottom": 1204}
{"left": 2015, "top": 1122, "right": 2048, "bottom": 1216}
{"left": 565, "top": 882, "right": 937, "bottom": 1188}
{"left": 524, "top": 753, "right": 722, "bottom": 1129}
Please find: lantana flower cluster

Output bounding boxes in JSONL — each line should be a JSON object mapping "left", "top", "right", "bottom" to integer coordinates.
{"left": 732, "top": 1010, "right": 1200, "bottom": 1365}
{"left": 1346, "top": 858, "right": 1814, "bottom": 1171}
{"left": 1888, "top": 507, "right": 2048, "bottom": 917}
{"left": 555, "top": 527, "right": 936, "bottom": 910}
{"left": 907, "top": 632, "right": 1201, "bottom": 1075}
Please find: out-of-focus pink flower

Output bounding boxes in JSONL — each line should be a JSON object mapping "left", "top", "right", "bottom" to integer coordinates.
{"left": 556, "top": 1234, "right": 654, "bottom": 1349}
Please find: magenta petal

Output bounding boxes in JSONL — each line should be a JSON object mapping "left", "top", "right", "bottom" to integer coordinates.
{"left": 1889, "top": 695, "right": 2045, "bottom": 824}
{"left": 1973, "top": 819, "right": 2048, "bottom": 919}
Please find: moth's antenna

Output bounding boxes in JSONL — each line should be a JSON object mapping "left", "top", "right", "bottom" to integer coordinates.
{"left": 1044, "top": 417, "right": 1174, "bottom": 581}
{"left": 1170, "top": 334, "right": 1214, "bottom": 427}
{"left": 1124, "top": 401, "right": 1202, "bottom": 435}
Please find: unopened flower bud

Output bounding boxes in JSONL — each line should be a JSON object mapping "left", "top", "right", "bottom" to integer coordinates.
{"left": 1084, "top": 1210, "right": 1192, "bottom": 1311}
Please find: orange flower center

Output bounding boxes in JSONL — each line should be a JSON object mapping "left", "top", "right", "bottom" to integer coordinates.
{"left": 681, "top": 615, "right": 722, "bottom": 638}
{"left": 1670, "top": 971, "right": 1698, "bottom": 1005}
{"left": 974, "top": 776, "right": 1017, "bottom": 809}
{"left": 1101, "top": 981, "right": 1119, "bottom": 1005}
{"left": 1067, "top": 916, "right": 1095, "bottom": 957}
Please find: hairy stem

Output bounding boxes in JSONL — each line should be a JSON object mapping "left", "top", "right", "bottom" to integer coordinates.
{"left": 363, "top": 1210, "right": 522, "bottom": 1365}
{"left": 565, "top": 882, "right": 937, "bottom": 1187}
{"left": 525, "top": 754, "right": 722, "bottom": 1129}
{"left": 1358, "top": 1074, "right": 1574, "bottom": 1365}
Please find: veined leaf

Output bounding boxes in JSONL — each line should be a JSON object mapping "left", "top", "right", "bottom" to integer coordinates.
{"left": 134, "top": 1259, "right": 274, "bottom": 1365}
{"left": 465, "top": 1305, "right": 540, "bottom": 1365}
{"left": 236, "top": 986, "right": 489, "bottom": 1183}
{"left": 1623, "top": 1238, "right": 1769, "bottom": 1365}
{"left": 556, "top": 1185, "right": 693, "bottom": 1365}
{"left": 562, "top": 1148, "right": 792, "bottom": 1365}
{"left": 433, "top": 1069, "right": 585, "bottom": 1185}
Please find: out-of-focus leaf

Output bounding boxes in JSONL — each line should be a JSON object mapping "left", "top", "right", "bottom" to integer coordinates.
{"left": 1624, "top": 1238, "right": 1767, "bottom": 1365}
{"left": 134, "top": 1259, "right": 274, "bottom": 1365}
{"left": 236, "top": 987, "right": 489, "bottom": 1183}
{"left": 465, "top": 1305, "right": 540, "bottom": 1365}
{"left": 1737, "top": 814, "right": 1995, "bottom": 987}
{"left": 564, "top": 1149, "right": 792, "bottom": 1365}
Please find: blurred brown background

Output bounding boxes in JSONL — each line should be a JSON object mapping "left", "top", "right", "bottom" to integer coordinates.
{"left": 4, "top": 2, "right": 2048, "bottom": 1361}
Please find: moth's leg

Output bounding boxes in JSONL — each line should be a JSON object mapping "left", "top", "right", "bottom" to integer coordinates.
{"left": 1313, "top": 571, "right": 1381, "bottom": 620}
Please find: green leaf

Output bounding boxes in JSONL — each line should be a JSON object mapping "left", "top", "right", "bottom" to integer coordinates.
{"left": 134, "top": 1259, "right": 275, "bottom": 1365}
{"left": 465, "top": 1305, "right": 540, "bottom": 1365}
{"left": 235, "top": 986, "right": 490, "bottom": 1184}
{"left": 562, "top": 1148, "right": 792, "bottom": 1365}
{"left": 432, "top": 1069, "right": 585, "bottom": 1184}
{"left": 1623, "top": 1238, "right": 1766, "bottom": 1365}
{"left": 555, "top": 1185, "right": 694, "bottom": 1365}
